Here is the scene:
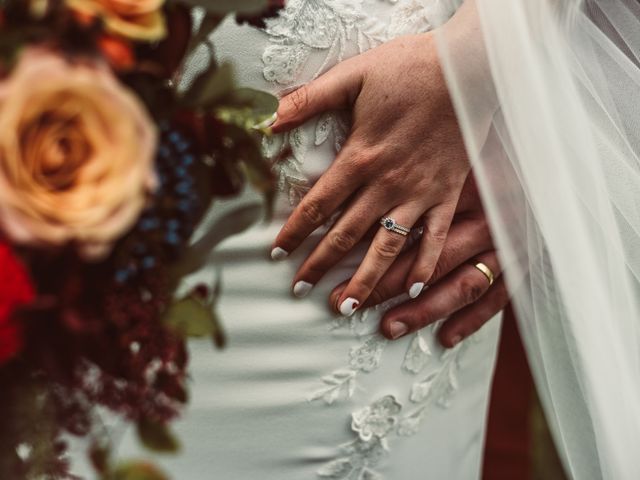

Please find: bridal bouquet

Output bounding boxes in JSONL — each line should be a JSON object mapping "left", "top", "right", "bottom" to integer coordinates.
{"left": 0, "top": 0, "right": 282, "bottom": 478}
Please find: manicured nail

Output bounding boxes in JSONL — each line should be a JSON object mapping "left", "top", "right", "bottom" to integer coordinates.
{"left": 293, "top": 281, "right": 314, "bottom": 298}
{"left": 252, "top": 112, "right": 278, "bottom": 133}
{"left": 451, "top": 335, "right": 463, "bottom": 347}
{"left": 390, "top": 321, "right": 409, "bottom": 339}
{"left": 339, "top": 297, "right": 359, "bottom": 317}
{"left": 408, "top": 282, "right": 425, "bottom": 299}
{"left": 270, "top": 247, "right": 288, "bottom": 261}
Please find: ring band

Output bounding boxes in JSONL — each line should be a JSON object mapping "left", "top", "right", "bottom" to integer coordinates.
{"left": 473, "top": 262, "right": 495, "bottom": 286}
{"left": 380, "top": 217, "right": 411, "bottom": 237}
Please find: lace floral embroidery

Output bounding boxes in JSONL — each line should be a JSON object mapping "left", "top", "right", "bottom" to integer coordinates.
{"left": 318, "top": 336, "right": 473, "bottom": 479}
{"left": 318, "top": 395, "right": 400, "bottom": 480}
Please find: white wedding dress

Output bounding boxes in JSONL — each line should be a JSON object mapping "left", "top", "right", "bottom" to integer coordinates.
{"left": 71, "top": 1, "right": 501, "bottom": 478}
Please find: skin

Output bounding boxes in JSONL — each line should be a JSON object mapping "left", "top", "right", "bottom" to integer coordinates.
{"left": 329, "top": 176, "right": 510, "bottom": 347}
{"left": 269, "top": 32, "right": 470, "bottom": 313}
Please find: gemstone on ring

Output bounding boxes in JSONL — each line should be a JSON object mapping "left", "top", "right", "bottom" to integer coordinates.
{"left": 383, "top": 217, "right": 396, "bottom": 230}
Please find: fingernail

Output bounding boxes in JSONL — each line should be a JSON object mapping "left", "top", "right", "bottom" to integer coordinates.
{"left": 451, "top": 335, "right": 462, "bottom": 347}
{"left": 339, "top": 297, "right": 360, "bottom": 317}
{"left": 270, "top": 247, "right": 289, "bottom": 261}
{"left": 252, "top": 112, "right": 278, "bottom": 133}
{"left": 390, "top": 321, "right": 409, "bottom": 339}
{"left": 408, "top": 282, "right": 425, "bottom": 299}
{"left": 293, "top": 281, "right": 314, "bottom": 298}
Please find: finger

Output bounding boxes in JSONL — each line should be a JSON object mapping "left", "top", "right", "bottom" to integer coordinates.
{"left": 292, "top": 190, "right": 388, "bottom": 297}
{"left": 270, "top": 141, "right": 363, "bottom": 260}
{"left": 406, "top": 203, "right": 457, "bottom": 298}
{"left": 328, "top": 215, "right": 492, "bottom": 309}
{"left": 334, "top": 204, "right": 424, "bottom": 316}
{"left": 437, "top": 277, "right": 508, "bottom": 348}
{"left": 270, "top": 59, "right": 363, "bottom": 134}
{"left": 379, "top": 251, "right": 501, "bottom": 340}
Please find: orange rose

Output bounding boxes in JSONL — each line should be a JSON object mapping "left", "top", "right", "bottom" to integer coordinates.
{"left": 0, "top": 47, "right": 157, "bottom": 260}
{"left": 66, "top": 0, "right": 166, "bottom": 41}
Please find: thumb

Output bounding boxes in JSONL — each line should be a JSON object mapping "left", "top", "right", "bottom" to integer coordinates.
{"left": 271, "top": 58, "right": 363, "bottom": 134}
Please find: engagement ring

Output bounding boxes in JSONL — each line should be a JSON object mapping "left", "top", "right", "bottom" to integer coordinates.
{"left": 380, "top": 217, "right": 412, "bottom": 237}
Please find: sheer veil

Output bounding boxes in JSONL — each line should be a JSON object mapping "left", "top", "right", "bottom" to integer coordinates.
{"left": 437, "top": 1, "right": 640, "bottom": 478}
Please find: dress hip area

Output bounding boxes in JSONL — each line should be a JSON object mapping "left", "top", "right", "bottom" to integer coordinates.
{"left": 72, "top": 1, "right": 501, "bottom": 478}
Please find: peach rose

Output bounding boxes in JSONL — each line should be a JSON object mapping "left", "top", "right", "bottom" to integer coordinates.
{"left": 66, "top": 0, "right": 166, "bottom": 41}
{"left": 0, "top": 47, "right": 157, "bottom": 260}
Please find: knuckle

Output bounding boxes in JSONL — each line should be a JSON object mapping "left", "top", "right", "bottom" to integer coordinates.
{"left": 328, "top": 229, "right": 358, "bottom": 254}
{"left": 427, "top": 225, "right": 449, "bottom": 244}
{"left": 458, "top": 276, "right": 486, "bottom": 305}
{"left": 289, "top": 86, "right": 310, "bottom": 114}
{"left": 349, "top": 151, "right": 376, "bottom": 173}
{"left": 373, "top": 235, "right": 404, "bottom": 259}
{"left": 298, "top": 198, "right": 325, "bottom": 226}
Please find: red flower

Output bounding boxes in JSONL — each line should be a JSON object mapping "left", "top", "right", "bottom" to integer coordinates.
{"left": 0, "top": 242, "right": 35, "bottom": 366}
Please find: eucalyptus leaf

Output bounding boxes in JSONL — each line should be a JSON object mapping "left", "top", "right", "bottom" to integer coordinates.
{"left": 177, "top": 0, "right": 269, "bottom": 14}
{"left": 136, "top": 418, "right": 181, "bottom": 454}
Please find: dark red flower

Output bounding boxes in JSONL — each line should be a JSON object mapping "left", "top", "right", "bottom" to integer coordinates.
{"left": 0, "top": 242, "right": 35, "bottom": 366}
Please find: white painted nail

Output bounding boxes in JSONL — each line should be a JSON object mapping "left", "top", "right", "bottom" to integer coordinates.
{"left": 293, "top": 281, "right": 314, "bottom": 298}
{"left": 390, "top": 322, "right": 409, "bottom": 339}
{"left": 409, "top": 282, "right": 425, "bottom": 299}
{"left": 270, "top": 247, "right": 289, "bottom": 261}
{"left": 252, "top": 112, "right": 278, "bottom": 132}
{"left": 339, "top": 297, "right": 360, "bottom": 317}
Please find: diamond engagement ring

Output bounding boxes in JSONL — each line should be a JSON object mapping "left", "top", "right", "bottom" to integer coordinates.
{"left": 380, "top": 217, "right": 412, "bottom": 237}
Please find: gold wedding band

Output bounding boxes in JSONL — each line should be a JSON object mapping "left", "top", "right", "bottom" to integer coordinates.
{"left": 473, "top": 262, "right": 495, "bottom": 286}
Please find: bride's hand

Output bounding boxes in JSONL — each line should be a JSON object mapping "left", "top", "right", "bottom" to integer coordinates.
{"left": 269, "top": 33, "right": 469, "bottom": 315}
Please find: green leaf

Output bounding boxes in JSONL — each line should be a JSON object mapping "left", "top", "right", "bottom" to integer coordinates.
{"left": 163, "top": 294, "right": 223, "bottom": 339}
{"left": 180, "top": 62, "right": 235, "bottom": 109}
{"left": 107, "top": 461, "right": 170, "bottom": 480}
{"left": 177, "top": 0, "right": 269, "bottom": 14}
{"left": 216, "top": 88, "right": 279, "bottom": 131}
{"left": 136, "top": 418, "right": 181, "bottom": 454}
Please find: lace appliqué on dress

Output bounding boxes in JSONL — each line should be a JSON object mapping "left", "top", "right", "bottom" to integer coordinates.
{"left": 318, "top": 328, "right": 474, "bottom": 479}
